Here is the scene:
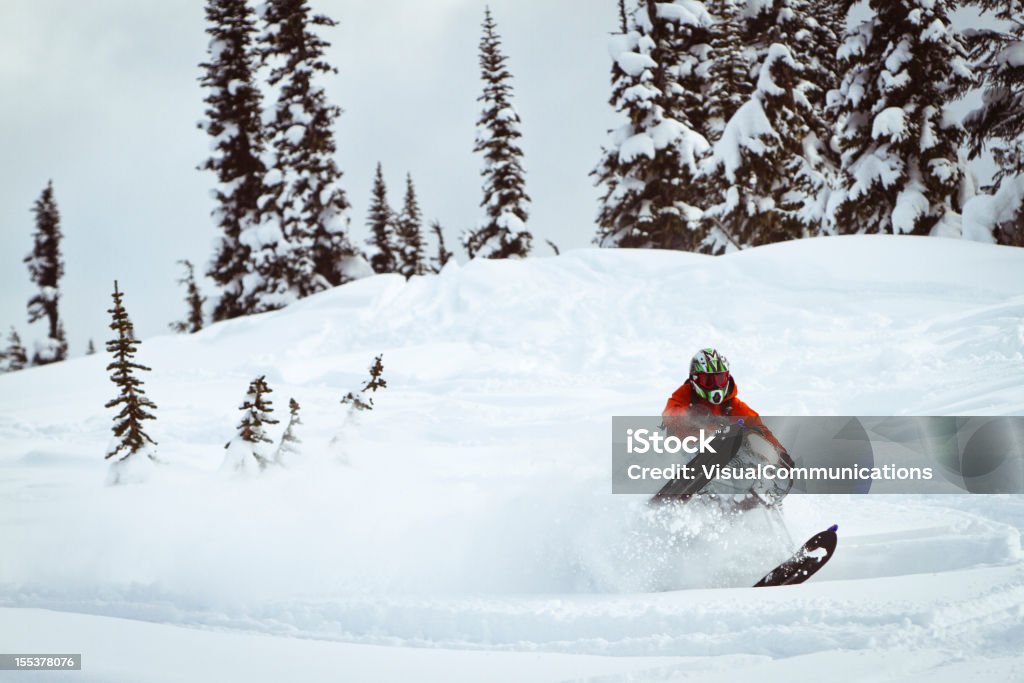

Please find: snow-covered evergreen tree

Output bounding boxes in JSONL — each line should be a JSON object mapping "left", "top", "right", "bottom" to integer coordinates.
{"left": 170, "top": 260, "right": 206, "bottom": 334}
{"left": 223, "top": 375, "right": 279, "bottom": 473}
{"left": 593, "top": 0, "right": 712, "bottom": 251}
{"left": 962, "top": 0, "right": 1024, "bottom": 245}
{"left": 275, "top": 397, "right": 302, "bottom": 465}
{"left": 464, "top": 8, "right": 532, "bottom": 259}
{"left": 396, "top": 173, "right": 426, "bottom": 279}
{"left": 258, "top": 0, "right": 355, "bottom": 295}
{"left": 105, "top": 281, "right": 158, "bottom": 483}
{"left": 704, "top": 0, "right": 751, "bottom": 139}
{"left": 764, "top": 2, "right": 841, "bottom": 130}
{"left": 822, "top": 0, "right": 855, "bottom": 42}
{"left": 199, "top": 0, "right": 266, "bottom": 321}
{"left": 237, "top": 224, "right": 300, "bottom": 313}
{"left": 24, "top": 181, "right": 67, "bottom": 365}
{"left": 830, "top": 0, "right": 973, "bottom": 236}
{"left": 1, "top": 327, "right": 28, "bottom": 373}
{"left": 700, "top": 0, "right": 839, "bottom": 251}
{"left": 429, "top": 220, "right": 454, "bottom": 273}
{"left": 366, "top": 163, "right": 398, "bottom": 274}
{"left": 86, "top": 339, "right": 97, "bottom": 355}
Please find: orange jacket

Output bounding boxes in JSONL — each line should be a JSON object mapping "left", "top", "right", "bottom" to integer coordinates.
{"left": 662, "top": 381, "right": 786, "bottom": 454}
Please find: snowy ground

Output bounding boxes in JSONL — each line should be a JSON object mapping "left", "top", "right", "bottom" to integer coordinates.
{"left": 1, "top": 235, "right": 1023, "bottom": 682}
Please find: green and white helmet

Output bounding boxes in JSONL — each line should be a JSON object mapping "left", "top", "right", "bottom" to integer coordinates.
{"left": 690, "top": 348, "right": 731, "bottom": 405}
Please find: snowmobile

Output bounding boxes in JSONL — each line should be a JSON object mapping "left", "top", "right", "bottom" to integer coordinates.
{"left": 648, "top": 417, "right": 838, "bottom": 587}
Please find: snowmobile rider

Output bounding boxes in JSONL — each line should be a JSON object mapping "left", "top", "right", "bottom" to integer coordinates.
{"left": 660, "top": 347, "right": 794, "bottom": 509}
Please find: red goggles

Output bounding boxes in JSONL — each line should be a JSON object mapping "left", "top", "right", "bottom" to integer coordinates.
{"left": 695, "top": 371, "right": 730, "bottom": 390}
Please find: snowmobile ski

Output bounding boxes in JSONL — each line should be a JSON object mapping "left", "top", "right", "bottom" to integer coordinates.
{"left": 753, "top": 524, "right": 838, "bottom": 587}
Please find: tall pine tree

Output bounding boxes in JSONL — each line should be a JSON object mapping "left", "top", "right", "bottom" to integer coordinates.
{"left": 396, "top": 173, "right": 426, "bottom": 279}
{"left": 593, "top": 0, "right": 713, "bottom": 251}
{"left": 963, "top": 0, "right": 1024, "bottom": 245}
{"left": 464, "top": 8, "right": 532, "bottom": 259}
{"left": 366, "top": 163, "right": 398, "bottom": 274}
{"left": 199, "top": 0, "right": 266, "bottom": 321}
{"left": 830, "top": 0, "right": 973, "bottom": 236}
{"left": 24, "top": 181, "right": 67, "bottom": 365}
{"left": 258, "top": 0, "right": 355, "bottom": 294}
{"left": 105, "top": 281, "right": 158, "bottom": 478}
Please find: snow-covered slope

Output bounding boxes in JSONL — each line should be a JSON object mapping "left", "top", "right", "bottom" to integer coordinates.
{"left": 1, "top": 235, "right": 1022, "bottom": 682}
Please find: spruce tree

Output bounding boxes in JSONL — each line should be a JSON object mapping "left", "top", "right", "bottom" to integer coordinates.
{"left": 170, "top": 260, "right": 206, "bottom": 334}
{"left": 704, "top": 0, "right": 751, "bottom": 139}
{"left": 831, "top": 0, "right": 973, "bottom": 236}
{"left": 24, "top": 181, "right": 67, "bottom": 365}
{"left": 362, "top": 354, "right": 387, "bottom": 394}
{"left": 223, "top": 375, "right": 279, "bottom": 472}
{"left": 754, "top": 1, "right": 840, "bottom": 135}
{"left": 593, "top": 0, "right": 712, "bottom": 251}
{"left": 704, "top": 0, "right": 840, "bottom": 139}
{"left": 105, "top": 281, "right": 158, "bottom": 470}
{"left": 366, "top": 163, "right": 398, "bottom": 274}
{"left": 259, "top": 0, "right": 355, "bottom": 294}
{"left": 87, "top": 339, "right": 97, "bottom": 355}
{"left": 275, "top": 397, "right": 302, "bottom": 464}
{"left": 340, "top": 354, "right": 386, "bottom": 412}
{"left": 2, "top": 327, "right": 28, "bottom": 373}
{"left": 464, "top": 8, "right": 532, "bottom": 259}
{"left": 429, "top": 221, "right": 454, "bottom": 273}
{"left": 199, "top": 0, "right": 266, "bottom": 321}
{"left": 700, "top": 0, "right": 839, "bottom": 251}
{"left": 964, "top": 0, "right": 1024, "bottom": 245}
{"left": 396, "top": 174, "right": 426, "bottom": 279}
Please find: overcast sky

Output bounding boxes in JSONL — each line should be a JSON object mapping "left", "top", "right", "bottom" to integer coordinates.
{"left": 0, "top": 0, "right": 618, "bottom": 355}
{"left": 0, "top": 1, "right": 995, "bottom": 358}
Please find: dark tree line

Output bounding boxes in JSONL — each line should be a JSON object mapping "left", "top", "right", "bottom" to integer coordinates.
{"left": 364, "top": 164, "right": 452, "bottom": 278}
{"left": 595, "top": 0, "right": 1022, "bottom": 251}
{"left": 199, "top": 0, "right": 497, "bottom": 325}
{"left": 4, "top": 6, "right": 536, "bottom": 374}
